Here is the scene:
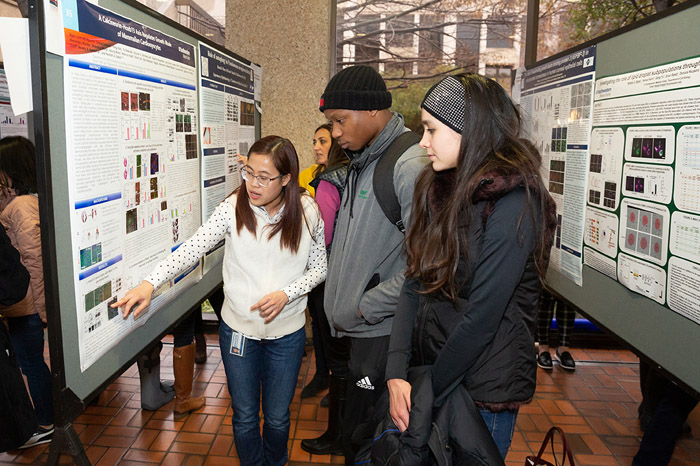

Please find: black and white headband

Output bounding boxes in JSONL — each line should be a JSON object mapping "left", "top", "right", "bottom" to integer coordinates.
{"left": 420, "top": 76, "right": 466, "bottom": 134}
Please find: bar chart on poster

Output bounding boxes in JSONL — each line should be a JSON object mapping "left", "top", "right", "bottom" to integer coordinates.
{"left": 0, "top": 69, "right": 28, "bottom": 138}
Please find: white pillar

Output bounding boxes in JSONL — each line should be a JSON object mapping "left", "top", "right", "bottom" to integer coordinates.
{"left": 379, "top": 14, "right": 387, "bottom": 73}
{"left": 344, "top": 15, "right": 355, "bottom": 66}
{"left": 513, "top": 16, "right": 523, "bottom": 65}
{"left": 442, "top": 13, "right": 457, "bottom": 66}
{"left": 412, "top": 13, "right": 420, "bottom": 75}
{"left": 478, "top": 15, "right": 487, "bottom": 75}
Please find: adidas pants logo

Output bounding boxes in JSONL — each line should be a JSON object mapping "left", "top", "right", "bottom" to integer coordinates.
{"left": 356, "top": 376, "right": 374, "bottom": 390}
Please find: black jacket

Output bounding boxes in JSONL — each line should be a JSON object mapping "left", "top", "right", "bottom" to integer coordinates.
{"left": 0, "top": 220, "right": 30, "bottom": 307}
{"left": 369, "top": 366, "right": 504, "bottom": 466}
{"left": 386, "top": 171, "right": 557, "bottom": 407}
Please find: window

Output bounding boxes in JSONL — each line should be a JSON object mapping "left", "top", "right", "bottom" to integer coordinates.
{"left": 486, "top": 22, "right": 514, "bottom": 48}
{"left": 455, "top": 20, "right": 481, "bottom": 68}
{"left": 384, "top": 16, "right": 416, "bottom": 75}
{"left": 384, "top": 18, "right": 414, "bottom": 49}
{"left": 417, "top": 14, "right": 443, "bottom": 74}
{"left": 351, "top": 14, "right": 382, "bottom": 70}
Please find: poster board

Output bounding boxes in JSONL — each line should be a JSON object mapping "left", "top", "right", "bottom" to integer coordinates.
{"left": 198, "top": 42, "right": 256, "bottom": 272}
{"left": 520, "top": 46, "right": 597, "bottom": 287}
{"left": 524, "top": 0, "right": 700, "bottom": 395}
{"left": 30, "top": 0, "right": 260, "bottom": 408}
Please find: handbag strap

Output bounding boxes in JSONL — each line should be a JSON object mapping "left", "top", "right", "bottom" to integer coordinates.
{"left": 535, "top": 426, "right": 575, "bottom": 465}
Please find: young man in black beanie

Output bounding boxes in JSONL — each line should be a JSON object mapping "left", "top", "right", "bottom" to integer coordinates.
{"left": 301, "top": 65, "right": 428, "bottom": 463}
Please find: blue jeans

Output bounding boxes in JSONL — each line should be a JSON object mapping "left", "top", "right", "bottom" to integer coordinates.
{"left": 219, "top": 322, "right": 305, "bottom": 466}
{"left": 479, "top": 408, "right": 518, "bottom": 460}
{"left": 6, "top": 314, "right": 54, "bottom": 426}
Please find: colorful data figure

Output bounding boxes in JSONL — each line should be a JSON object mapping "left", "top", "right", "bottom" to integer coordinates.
{"left": 621, "top": 199, "right": 669, "bottom": 266}
{"left": 621, "top": 163, "right": 674, "bottom": 205}
{"left": 624, "top": 126, "right": 675, "bottom": 165}
{"left": 584, "top": 206, "right": 619, "bottom": 258}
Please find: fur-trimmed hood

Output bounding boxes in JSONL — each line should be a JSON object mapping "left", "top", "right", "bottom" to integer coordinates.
{"left": 427, "top": 168, "right": 557, "bottom": 249}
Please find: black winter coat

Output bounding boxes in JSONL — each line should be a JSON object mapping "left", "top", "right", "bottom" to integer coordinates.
{"left": 386, "top": 171, "right": 557, "bottom": 407}
{"left": 0, "top": 220, "right": 30, "bottom": 307}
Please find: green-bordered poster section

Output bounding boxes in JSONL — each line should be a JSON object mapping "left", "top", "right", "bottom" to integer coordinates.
{"left": 585, "top": 55, "right": 700, "bottom": 324}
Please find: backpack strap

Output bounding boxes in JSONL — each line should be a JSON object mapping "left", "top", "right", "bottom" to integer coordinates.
{"left": 373, "top": 131, "right": 421, "bottom": 233}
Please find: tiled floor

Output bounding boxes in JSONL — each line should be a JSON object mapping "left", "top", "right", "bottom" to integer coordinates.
{"left": 2, "top": 338, "right": 700, "bottom": 465}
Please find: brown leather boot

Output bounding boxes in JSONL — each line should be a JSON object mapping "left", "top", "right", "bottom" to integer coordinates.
{"left": 173, "top": 343, "right": 206, "bottom": 417}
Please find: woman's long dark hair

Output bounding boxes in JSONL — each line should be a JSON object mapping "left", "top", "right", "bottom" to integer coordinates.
{"left": 234, "top": 136, "right": 306, "bottom": 253}
{"left": 0, "top": 136, "right": 37, "bottom": 195}
{"left": 313, "top": 123, "right": 347, "bottom": 177}
{"left": 405, "top": 74, "right": 553, "bottom": 300}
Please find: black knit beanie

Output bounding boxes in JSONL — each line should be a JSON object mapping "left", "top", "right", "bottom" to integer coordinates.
{"left": 319, "top": 65, "right": 392, "bottom": 112}
{"left": 421, "top": 76, "right": 466, "bottom": 134}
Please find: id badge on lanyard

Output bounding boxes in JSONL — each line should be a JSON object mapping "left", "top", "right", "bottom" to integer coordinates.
{"left": 230, "top": 330, "right": 247, "bottom": 357}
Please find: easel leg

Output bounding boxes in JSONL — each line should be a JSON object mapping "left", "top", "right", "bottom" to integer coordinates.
{"left": 46, "top": 423, "right": 91, "bottom": 466}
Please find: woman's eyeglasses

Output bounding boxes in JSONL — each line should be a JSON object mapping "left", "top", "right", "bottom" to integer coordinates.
{"left": 241, "top": 167, "right": 283, "bottom": 188}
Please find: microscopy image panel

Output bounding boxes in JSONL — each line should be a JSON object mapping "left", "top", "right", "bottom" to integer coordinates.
{"left": 638, "top": 210, "right": 652, "bottom": 234}
{"left": 627, "top": 208, "right": 639, "bottom": 230}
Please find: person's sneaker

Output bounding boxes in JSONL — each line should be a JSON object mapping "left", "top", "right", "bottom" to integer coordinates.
{"left": 556, "top": 350, "right": 576, "bottom": 371}
{"left": 19, "top": 425, "right": 54, "bottom": 449}
{"left": 537, "top": 351, "right": 553, "bottom": 370}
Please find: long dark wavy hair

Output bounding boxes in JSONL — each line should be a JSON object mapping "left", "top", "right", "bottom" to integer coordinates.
{"left": 405, "top": 73, "right": 553, "bottom": 301}
{"left": 0, "top": 136, "right": 37, "bottom": 195}
{"left": 234, "top": 136, "right": 306, "bottom": 253}
{"left": 313, "top": 123, "right": 347, "bottom": 177}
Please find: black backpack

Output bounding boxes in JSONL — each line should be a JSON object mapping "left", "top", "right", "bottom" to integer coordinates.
{"left": 373, "top": 131, "right": 421, "bottom": 233}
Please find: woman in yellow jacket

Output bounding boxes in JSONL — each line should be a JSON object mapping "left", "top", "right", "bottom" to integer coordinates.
{"left": 298, "top": 124, "right": 335, "bottom": 196}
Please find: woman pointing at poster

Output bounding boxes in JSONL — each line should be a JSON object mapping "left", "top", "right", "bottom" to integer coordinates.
{"left": 113, "top": 135, "right": 327, "bottom": 466}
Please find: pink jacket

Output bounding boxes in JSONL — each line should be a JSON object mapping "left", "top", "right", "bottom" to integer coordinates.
{"left": 0, "top": 194, "right": 46, "bottom": 322}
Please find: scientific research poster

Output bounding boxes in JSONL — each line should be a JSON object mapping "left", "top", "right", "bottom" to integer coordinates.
{"left": 62, "top": 0, "right": 202, "bottom": 370}
{"left": 592, "top": 54, "right": 700, "bottom": 323}
{"left": 521, "top": 46, "right": 597, "bottom": 286}
{"left": 198, "top": 43, "right": 256, "bottom": 271}
{"left": 199, "top": 42, "right": 255, "bottom": 220}
{"left": 0, "top": 70, "right": 28, "bottom": 138}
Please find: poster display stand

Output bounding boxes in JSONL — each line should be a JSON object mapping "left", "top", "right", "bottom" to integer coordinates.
{"left": 26, "top": 0, "right": 260, "bottom": 462}
{"left": 523, "top": 0, "right": 700, "bottom": 397}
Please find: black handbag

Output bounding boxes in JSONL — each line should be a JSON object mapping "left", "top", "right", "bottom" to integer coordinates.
{"left": 525, "top": 426, "right": 575, "bottom": 466}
